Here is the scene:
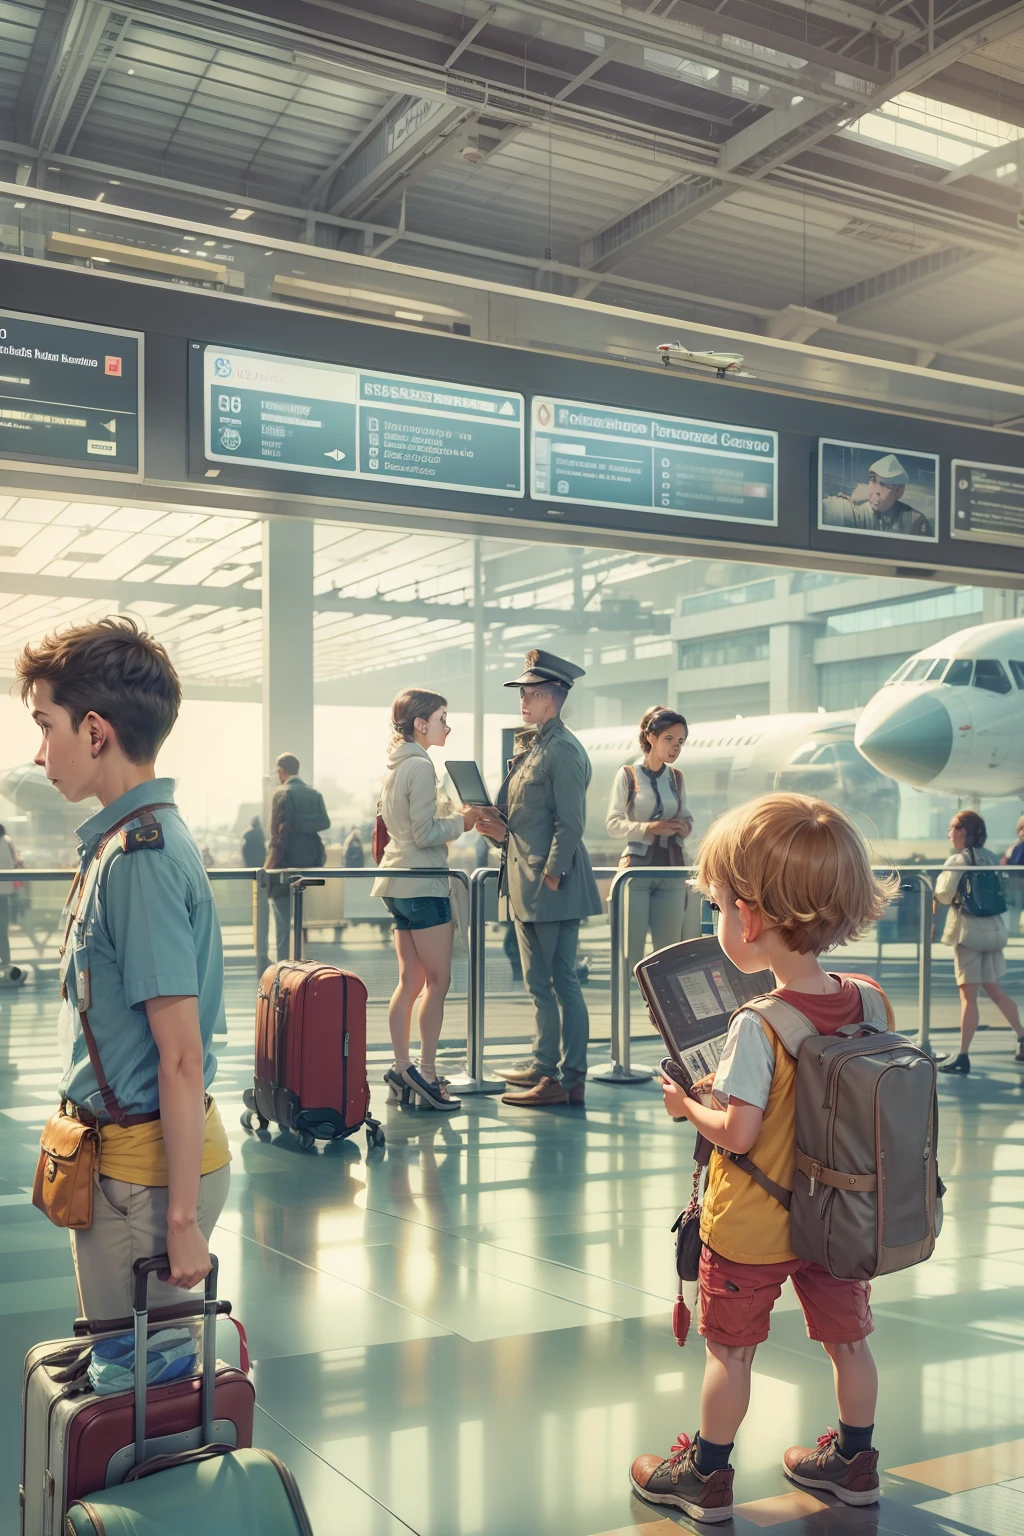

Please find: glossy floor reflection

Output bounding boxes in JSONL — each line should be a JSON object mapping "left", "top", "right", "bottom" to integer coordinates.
{"left": 5, "top": 988, "right": 1024, "bottom": 1534}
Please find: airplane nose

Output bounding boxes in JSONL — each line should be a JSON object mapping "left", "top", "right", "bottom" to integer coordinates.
{"left": 855, "top": 692, "right": 953, "bottom": 786}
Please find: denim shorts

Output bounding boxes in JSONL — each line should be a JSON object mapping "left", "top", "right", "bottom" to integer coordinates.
{"left": 383, "top": 896, "right": 452, "bottom": 931}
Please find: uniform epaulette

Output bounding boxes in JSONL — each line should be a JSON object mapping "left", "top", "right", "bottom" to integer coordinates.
{"left": 120, "top": 810, "right": 165, "bottom": 853}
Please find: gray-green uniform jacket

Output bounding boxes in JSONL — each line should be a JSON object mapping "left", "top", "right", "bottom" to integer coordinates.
{"left": 499, "top": 716, "right": 602, "bottom": 924}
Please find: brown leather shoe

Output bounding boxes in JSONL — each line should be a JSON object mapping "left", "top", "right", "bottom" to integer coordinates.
{"left": 502, "top": 1075, "right": 568, "bottom": 1107}
{"left": 783, "top": 1429, "right": 879, "bottom": 1506}
{"left": 501, "top": 1065, "right": 545, "bottom": 1087}
{"left": 567, "top": 1084, "right": 585, "bottom": 1105}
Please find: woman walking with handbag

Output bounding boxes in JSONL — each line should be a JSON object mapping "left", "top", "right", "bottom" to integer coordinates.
{"left": 935, "top": 809, "right": 1024, "bottom": 1074}
{"left": 606, "top": 706, "right": 693, "bottom": 969}
{"left": 371, "top": 689, "right": 481, "bottom": 1111}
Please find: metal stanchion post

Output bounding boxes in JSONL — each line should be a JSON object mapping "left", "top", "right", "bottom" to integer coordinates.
{"left": 447, "top": 868, "right": 504, "bottom": 1095}
{"left": 917, "top": 872, "right": 934, "bottom": 1058}
{"left": 289, "top": 876, "right": 324, "bottom": 962}
{"left": 589, "top": 869, "right": 654, "bottom": 1084}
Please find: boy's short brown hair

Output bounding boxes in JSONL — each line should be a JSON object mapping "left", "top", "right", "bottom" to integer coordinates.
{"left": 16, "top": 617, "right": 181, "bottom": 765}
{"left": 694, "top": 792, "right": 897, "bottom": 955}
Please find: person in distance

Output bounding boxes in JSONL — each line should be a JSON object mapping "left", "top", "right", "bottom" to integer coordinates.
{"left": 371, "top": 689, "right": 481, "bottom": 1112}
{"left": 630, "top": 793, "right": 896, "bottom": 1523}
{"left": 605, "top": 705, "right": 692, "bottom": 968}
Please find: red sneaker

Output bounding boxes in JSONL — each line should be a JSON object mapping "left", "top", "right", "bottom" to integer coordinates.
{"left": 783, "top": 1428, "right": 879, "bottom": 1506}
{"left": 630, "top": 1433, "right": 734, "bottom": 1523}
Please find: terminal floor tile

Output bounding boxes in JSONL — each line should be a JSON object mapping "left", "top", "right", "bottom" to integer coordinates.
{"left": 5, "top": 983, "right": 1024, "bottom": 1534}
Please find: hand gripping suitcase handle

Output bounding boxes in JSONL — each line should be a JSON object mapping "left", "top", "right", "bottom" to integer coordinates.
{"left": 132, "top": 1254, "right": 219, "bottom": 1470}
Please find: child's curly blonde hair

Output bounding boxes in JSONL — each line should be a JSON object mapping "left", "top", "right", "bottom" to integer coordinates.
{"left": 694, "top": 793, "right": 898, "bottom": 955}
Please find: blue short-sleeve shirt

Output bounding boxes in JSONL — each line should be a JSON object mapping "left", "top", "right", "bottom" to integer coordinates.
{"left": 59, "top": 778, "right": 225, "bottom": 1119}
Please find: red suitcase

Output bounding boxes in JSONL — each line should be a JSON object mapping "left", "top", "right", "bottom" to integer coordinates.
{"left": 242, "top": 961, "right": 384, "bottom": 1152}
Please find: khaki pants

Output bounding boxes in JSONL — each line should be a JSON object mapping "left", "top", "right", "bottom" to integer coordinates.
{"left": 70, "top": 1162, "right": 231, "bottom": 1321}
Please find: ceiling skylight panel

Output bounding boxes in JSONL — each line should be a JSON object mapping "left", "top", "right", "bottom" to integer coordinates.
{"left": 2, "top": 525, "right": 82, "bottom": 572}
{"left": 7, "top": 499, "right": 68, "bottom": 524}
{"left": 845, "top": 90, "right": 1024, "bottom": 169}
{"left": 54, "top": 503, "right": 115, "bottom": 529}
{"left": 85, "top": 534, "right": 171, "bottom": 581}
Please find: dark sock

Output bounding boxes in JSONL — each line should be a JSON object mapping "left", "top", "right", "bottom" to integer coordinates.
{"left": 838, "top": 1421, "right": 874, "bottom": 1458}
{"left": 694, "top": 1435, "right": 733, "bottom": 1474}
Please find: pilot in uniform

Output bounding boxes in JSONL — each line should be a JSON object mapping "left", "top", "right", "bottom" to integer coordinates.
{"left": 57, "top": 777, "right": 231, "bottom": 1318}
{"left": 823, "top": 453, "right": 932, "bottom": 538}
{"left": 483, "top": 651, "right": 601, "bottom": 1108}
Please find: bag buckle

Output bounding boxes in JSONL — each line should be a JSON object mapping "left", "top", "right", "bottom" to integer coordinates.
{"left": 807, "top": 1161, "right": 821, "bottom": 1197}
{"left": 46, "top": 1157, "right": 58, "bottom": 1183}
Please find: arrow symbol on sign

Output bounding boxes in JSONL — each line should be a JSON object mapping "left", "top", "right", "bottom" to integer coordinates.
{"left": 102, "top": 419, "right": 116, "bottom": 434}
{"left": 324, "top": 449, "right": 346, "bottom": 461}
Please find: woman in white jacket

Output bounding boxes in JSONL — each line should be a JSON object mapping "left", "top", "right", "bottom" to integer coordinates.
{"left": 372, "top": 688, "right": 480, "bottom": 1111}
{"left": 606, "top": 706, "right": 692, "bottom": 970}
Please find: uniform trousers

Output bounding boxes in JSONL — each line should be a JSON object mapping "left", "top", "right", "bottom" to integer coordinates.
{"left": 71, "top": 1162, "right": 231, "bottom": 1319}
{"left": 625, "top": 878, "right": 687, "bottom": 970}
{"left": 0, "top": 893, "right": 10, "bottom": 968}
{"left": 514, "top": 917, "right": 589, "bottom": 1088}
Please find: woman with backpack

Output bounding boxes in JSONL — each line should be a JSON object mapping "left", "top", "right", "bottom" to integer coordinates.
{"left": 371, "top": 688, "right": 481, "bottom": 1111}
{"left": 935, "top": 809, "right": 1024, "bottom": 1074}
{"left": 605, "top": 706, "right": 692, "bottom": 970}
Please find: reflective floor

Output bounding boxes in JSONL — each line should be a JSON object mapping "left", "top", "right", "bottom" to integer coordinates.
{"left": 5, "top": 982, "right": 1024, "bottom": 1534}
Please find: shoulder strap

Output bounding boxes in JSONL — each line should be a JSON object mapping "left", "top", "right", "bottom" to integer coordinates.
{"left": 623, "top": 764, "right": 639, "bottom": 815}
{"left": 848, "top": 977, "right": 894, "bottom": 1033}
{"left": 65, "top": 803, "right": 173, "bottom": 1127}
{"left": 737, "top": 995, "right": 819, "bottom": 1059}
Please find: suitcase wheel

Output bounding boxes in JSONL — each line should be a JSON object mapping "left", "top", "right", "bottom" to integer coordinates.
{"left": 240, "top": 1108, "right": 269, "bottom": 1133}
{"left": 294, "top": 1128, "right": 316, "bottom": 1151}
{"left": 366, "top": 1119, "right": 386, "bottom": 1151}
{"left": 242, "top": 1088, "right": 256, "bottom": 1112}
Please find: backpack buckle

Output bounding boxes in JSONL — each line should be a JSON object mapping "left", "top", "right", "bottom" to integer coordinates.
{"left": 807, "top": 1161, "right": 821, "bottom": 1197}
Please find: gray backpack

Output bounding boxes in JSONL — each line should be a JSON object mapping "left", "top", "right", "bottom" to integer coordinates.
{"left": 734, "top": 982, "right": 943, "bottom": 1281}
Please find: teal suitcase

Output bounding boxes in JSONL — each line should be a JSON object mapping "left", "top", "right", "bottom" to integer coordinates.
{"left": 65, "top": 1445, "right": 312, "bottom": 1533}
{"left": 66, "top": 1256, "right": 312, "bottom": 1535}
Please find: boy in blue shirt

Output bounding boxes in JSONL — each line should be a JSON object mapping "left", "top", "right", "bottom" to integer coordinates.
{"left": 17, "top": 617, "right": 230, "bottom": 1318}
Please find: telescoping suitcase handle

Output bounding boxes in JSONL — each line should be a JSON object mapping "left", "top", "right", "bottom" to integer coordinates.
{"left": 132, "top": 1254, "right": 219, "bottom": 1471}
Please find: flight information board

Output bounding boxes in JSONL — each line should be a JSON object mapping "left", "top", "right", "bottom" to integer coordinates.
{"left": 202, "top": 345, "right": 524, "bottom": 497}
{"left": 0, "top": 309, "right": 142, "bottom": 477}
{"left": 530, "top": 396, "right": 777, "bottom": 524}
{"left": 952, "top": 459, "right": 1024, "bottom": 546}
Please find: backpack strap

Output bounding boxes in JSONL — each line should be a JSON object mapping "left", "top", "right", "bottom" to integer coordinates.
{"left": 847, "top": 977, "right": 894, "bottom": 1033}
{"left": 736, "top": 995, "right": 819, "bottom": 1059}
{"left": 727, "top": 1152, "right": 792, "bottom": 1209}
{"left": 623, "top": 764, "right": 639, "bottom": 817}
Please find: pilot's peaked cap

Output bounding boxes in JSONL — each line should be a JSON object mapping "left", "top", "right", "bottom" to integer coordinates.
{"left": 504, "top": 649, "right": 586, "bottom": 689}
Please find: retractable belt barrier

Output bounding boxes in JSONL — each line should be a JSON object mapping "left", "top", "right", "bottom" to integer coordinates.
{"left": 11, "top": 864, "right": 1010, "bottom": 1083}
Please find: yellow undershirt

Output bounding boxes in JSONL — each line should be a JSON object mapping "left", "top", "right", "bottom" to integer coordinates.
{"left": 98, "top": 1097, "right": 231, "bottom": 1187}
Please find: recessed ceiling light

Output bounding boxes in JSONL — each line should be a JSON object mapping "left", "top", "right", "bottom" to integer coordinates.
{"left": 264, "top": 249, "right": 274, "bottom": 255}
{"left": 109, "top": 178, "right": 120, "bottom": 185}
{"left": 127, "top": 68, "right": 134, "bottom": 75}
{"left": 395, "top": 309, "right": 425, "bottom": 322}
{"left": 230, "top": 208, "right": 253, "bottom": 221}
{"left": 14, "top": 201, "right": 25, "bottom": 209}
{"left": 205, "top": 469, "right": 220, "bottom": 478}
{"left": 95, "top": 192, "right": 105, "bottom": 202}
{"left": 183, "top": 235, "right": 195, "bottom": 241}
{"left": 92, "top": 256, "right": 110, "bottom": 263}
{"left": 203, "top": 239, "right": 216, "bottom": 246}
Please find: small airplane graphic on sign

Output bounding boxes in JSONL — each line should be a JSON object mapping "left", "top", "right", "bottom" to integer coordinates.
{"left": 656, "top": 341, "right": 754, "bottom": 379}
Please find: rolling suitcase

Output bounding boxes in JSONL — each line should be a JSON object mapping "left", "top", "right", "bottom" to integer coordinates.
{"left": 65, "top": 1256, "right": 312, "bottom": 1535}
{"left": 242, "top": 958, "right": 384, "bottom": 1152}
{"left": 21, "top": 1257, "right": 254, "bottom": 1535}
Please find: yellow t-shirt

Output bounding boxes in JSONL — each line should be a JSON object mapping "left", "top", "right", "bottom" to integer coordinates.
{"left": 98, "top": 1096, "right": 231, "bottom": 1186}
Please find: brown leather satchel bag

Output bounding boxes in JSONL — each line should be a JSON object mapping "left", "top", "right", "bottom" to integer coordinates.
{"left": 32, "top": 806, "right": 168, "bottom": 1231}
{"left": 33, "top": 1104, "right": 101, "bottom": 1229}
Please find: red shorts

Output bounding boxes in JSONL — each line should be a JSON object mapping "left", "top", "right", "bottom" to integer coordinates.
{"left": 699, "top": 1246, "right": 873, "bottom": 1348}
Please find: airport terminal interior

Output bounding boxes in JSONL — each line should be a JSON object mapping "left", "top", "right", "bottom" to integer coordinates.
{"left": 9, "top": 0, "right": 1024, "bottom": 1532}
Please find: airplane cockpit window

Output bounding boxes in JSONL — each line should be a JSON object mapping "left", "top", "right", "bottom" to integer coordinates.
{"left": 904, "top": 659, "right": 933, "bottom": 682}
{"left": 884, "top": 660, "right": 914, "bottom": 685}
{"left": 1010, "top": 661, "right": 1024, "bottom": 689}
{"left": 926, "top": 659, "right": 949, "bottom": 681}
{"left": 945, "top": 659, "right": 973, "bottom": 686}
{"left": 974, "top": 660, "right": 1012, "bottom": 695}
{"left": 787, "top": 744, "right": 819, "bottom": 764}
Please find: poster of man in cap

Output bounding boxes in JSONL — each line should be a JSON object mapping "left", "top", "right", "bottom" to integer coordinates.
{"left": 819, "top": 439, "right": 938, "bottom": 542}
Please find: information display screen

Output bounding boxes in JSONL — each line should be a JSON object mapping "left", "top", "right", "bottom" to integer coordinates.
{"left": 202, "top": 345, "right": 524, "bottom": 497}
{"left": 952, "top": 459, "right": 1024, "bottom": 546}
{"left": 0, "top": 309, "right": 141, "bottom": 477}
{"left": 530, "top": 396, "right": 777, "bottom": 524}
